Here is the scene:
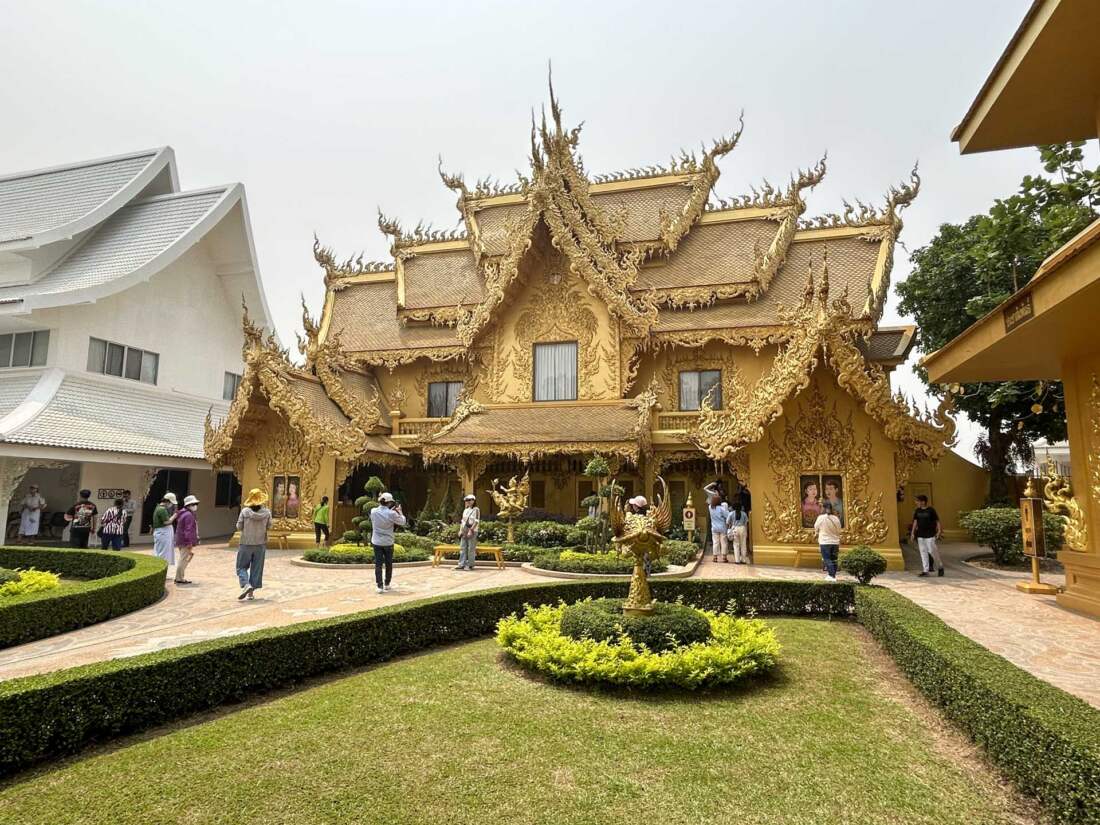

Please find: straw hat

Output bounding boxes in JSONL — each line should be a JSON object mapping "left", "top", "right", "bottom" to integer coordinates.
{"left": 183, "top": 495, "right": 200, "bottom": 507}
{"left": 243, "top": 488, "right": 268, "bottom": 507}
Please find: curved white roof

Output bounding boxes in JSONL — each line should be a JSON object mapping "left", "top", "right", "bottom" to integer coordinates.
{"left": 0, "top": 148, "right": 174, "bottom": 249}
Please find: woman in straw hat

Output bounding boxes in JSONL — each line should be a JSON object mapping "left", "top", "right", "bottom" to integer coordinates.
{"left": 235, "top": 488, "right": 272, "bottom": 600}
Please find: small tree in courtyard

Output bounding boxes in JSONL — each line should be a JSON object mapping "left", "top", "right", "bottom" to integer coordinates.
{"left": 345, "top": 475, "right": 386, "bottom": 545}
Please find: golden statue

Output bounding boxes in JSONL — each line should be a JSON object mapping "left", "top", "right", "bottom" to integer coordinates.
{"left": 1042, "top": 457, "right": 1089, "bottom": 551}
{"left": 610, "top": 476, "right": 672, "bottom": 616}
{"left": 488, "top": 472, "right": 530, "bottom": 543}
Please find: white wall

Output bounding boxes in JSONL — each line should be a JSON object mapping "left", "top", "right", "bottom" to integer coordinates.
{"left": 26, "top": 240, "right": 247, "bottom": 402}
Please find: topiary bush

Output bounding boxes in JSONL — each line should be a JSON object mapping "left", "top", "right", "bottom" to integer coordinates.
{"left": 498, "top": 601, "right": 779, "bottom": 688}
{"left": 305, "top": 544, "right": 429, "bottom": 565}
{"left": 839, "top": 546, "right": 888, "bottom": 585}
{"left": 347, "top": 476, "right": 386, "bottom": 545}
{"left": 559, "top": 597, "right": 712, "bottom": 652}
{"left": 662, "top": 540, "right": 700, "bottom": 566}
{"left": 515, "top": 520, "right": 574, "bottom": 548}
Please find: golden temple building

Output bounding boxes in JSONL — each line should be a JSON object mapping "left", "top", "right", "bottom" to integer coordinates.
{"left": 925, "top": 0, "right": 1100, "bottom": 614}
{"left": 206, "top": 87, "right": 979, "bottom": 567}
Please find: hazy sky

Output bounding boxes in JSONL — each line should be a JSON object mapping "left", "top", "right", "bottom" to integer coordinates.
{"left": 4, "top": 0, "right": 1080, "bottom": 462}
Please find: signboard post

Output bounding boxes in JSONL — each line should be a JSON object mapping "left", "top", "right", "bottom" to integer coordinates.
{"left": 682, "top": 494, "right": 696, "bottom": 545}
{"left": 1016, "top": 481, "right": 1059, "bottom": 595}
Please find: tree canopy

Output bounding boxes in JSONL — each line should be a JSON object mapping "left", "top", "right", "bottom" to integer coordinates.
{"left": 897, "top": 143, "right": 1099, "bottom": 502}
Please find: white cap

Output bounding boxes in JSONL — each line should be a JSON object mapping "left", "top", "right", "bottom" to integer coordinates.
{"left": 164, "top": 492, "right": 178, "bottom": 505}
{"left": 378, "top": 492, "right": 395, "bottom": 503}
{"left": 183, "top": 495, "right": 200, "bottom": 506}
{"left": 464, "top": 493, "right": 476, "bottom": 501}
{"left": 629, "top": 495, "right": 648, "bottom": 508}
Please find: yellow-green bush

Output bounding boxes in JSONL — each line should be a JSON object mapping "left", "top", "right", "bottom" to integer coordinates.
{"left": 497, "top": 601, "right": 780, "bottom": 688}
{"left": 0, "top": 569, "right": 60, "bottom": 598}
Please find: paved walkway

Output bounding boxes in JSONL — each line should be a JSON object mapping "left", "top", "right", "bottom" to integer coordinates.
{"left": 1, "top": 543, "right": 1098, "bottom": 710}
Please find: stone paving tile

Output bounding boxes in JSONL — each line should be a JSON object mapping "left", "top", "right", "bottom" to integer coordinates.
{"left": 2, "top": 543, "right": 1098, "bottom": 711}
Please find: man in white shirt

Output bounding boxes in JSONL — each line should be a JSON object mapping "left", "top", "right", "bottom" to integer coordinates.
{"left": 813, "top": 501, "right": 843, "bottom": 582}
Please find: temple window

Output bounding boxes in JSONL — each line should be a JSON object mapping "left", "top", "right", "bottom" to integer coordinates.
{"left": 427, "top": 381, "right": 463, "bottom": 417}
{"left": 87, "top": 337, "right": 158, "bottom": 384}
{"left": 533, "top": 341, "right": 578, "bottom": 401}
{"left": 530, "top": 478, "right": 547, "bottom": 509}
{"left": 223, "top": 371, "right": 242, "bottom": 401}
{"left": 0, "top": 330, "right": 49, "bottom": 368}
{"left": 679, "top": 369, "right": 722, "bottom": 410}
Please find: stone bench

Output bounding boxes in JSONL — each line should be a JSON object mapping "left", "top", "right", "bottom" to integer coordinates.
{"left": 432, "top": 544, "right": 505, "bottom": 570}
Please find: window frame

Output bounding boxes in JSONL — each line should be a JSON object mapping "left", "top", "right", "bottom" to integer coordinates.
{"left": 427, "top": 380, "right": 464, "bottom": 418}
{"left": 223, "top": 371, "right": 243, "bottom": 402}
{"left": 678, "top": 369, "right": 722, "bottom": 411}
{"left": 87, "top": 336, "right": 159, "bottom": 385}
{"left": 0, "top": 329, "right": 50, "bottom": 369}
{"left": 532, "top": 340, "right": 579, "bottom": 402}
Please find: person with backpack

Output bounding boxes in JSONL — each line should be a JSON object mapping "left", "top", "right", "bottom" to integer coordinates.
{"left": 727, "top": 501, "right": 749, "bottom": 564}
{"left": 813, "top": 501, "right": 843, "bottom": 582}
{"left": 64, "top": 489, "right": 98, "bottom": 549}
{"left": 98, "top": 498, "right": 127, "bottom": 550}
{"left": 173, "top": 495, "right": 201, "bottom": 585}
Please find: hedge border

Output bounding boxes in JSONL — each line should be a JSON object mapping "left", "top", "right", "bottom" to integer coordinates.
{"left": 856, "top": 587, "right": 1100, "bottom": 824}
{"left": 0, "top": 547, "right": 166, "bottom": 650}
{"left": 1, "top": 577, "right": 1098, "bottom": 825}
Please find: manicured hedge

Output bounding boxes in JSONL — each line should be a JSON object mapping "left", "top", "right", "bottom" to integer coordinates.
{"left": 0, "top": 547, "right": 166, "bottom": 650}
{"left": 0, "top": 578, "right": 851, "bottom": 777}
{"left": 857, "top": 587, "right": 1100, "bottom": 824}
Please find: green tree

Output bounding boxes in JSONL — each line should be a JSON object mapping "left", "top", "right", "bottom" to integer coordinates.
{"left": 898, "top": 143, "right": 1099, "bottom": 503}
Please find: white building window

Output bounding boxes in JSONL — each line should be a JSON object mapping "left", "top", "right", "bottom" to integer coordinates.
{"left": 0, "top": 330, "right": 49, "bottom": 368}
{"left": 679, "top": 369, "right": 721, "bottom": 410}
{"left": 223, "top": 372, "right": 242, "bottom": 401}
{"left": 427, "top": 381, "right": 463, "bottom": 417}
{"left": 534, "top": 341, "right": 578, "bottom": 401}
{"left": 88, "top": 337, "right": 159, "bottom": 385}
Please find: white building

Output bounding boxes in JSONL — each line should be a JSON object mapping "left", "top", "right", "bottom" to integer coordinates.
{"left": 0, "top": 147, "right": 272, "bottom": 544}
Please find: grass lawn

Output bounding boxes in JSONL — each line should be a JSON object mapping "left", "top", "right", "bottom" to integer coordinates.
{"left": 0, "top": 618, "right": 1034, "bottom": 825}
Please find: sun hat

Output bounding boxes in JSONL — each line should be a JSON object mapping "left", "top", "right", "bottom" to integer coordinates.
{"left": 378, "top": 492, "right": 395, "bottom": 503}
{"left": 183, "top": 495, "right": 200, "bottom": 506}
{"left": 464, "top": 493, "right": 476, "bottom": 501}
{"left": 243, "top": 488, "right": 268, "bottom": 507}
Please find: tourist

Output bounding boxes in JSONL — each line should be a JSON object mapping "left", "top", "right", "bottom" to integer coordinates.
{"left": 706, "top": 492, "right": 731, "bottom": 563}
{"left": 17, "top": 484, "right": 46, "bottom": 544}
{"left": 801, "top": 480, "right": 822, "bottom": 526}
{"left": 370, "top": 492, "right": 406, "bottom": 594}
{"left": 312, "top": 495, "right": 330, "bottom": 548}
{"left": 98, "top": 497, "right": 127, "bottom": 551}
{"left": 727, "top": 501, "right": 749, "bottom": 564}
{"left": 455, "top": 493, "right": 480, "bottom": 571}
{"left": 121, "top": 490, "right": 137, "bottom": 548}
{"left": 65, "top": 489, "right": 98, "bottom": 549}
{"left": 173, "top": 495, "right": 200, "bottom": 585}
{"left": 236, "top": 488, "right": 272, "bottom": 600}
{"left": 151, "top": 494, "right": 176, "bottom": 567}
{"left": 813, "top": 501, "right": 843, "bottom": 582}
{"left": 910, "top": 494, "right": 944, "bottom": 577}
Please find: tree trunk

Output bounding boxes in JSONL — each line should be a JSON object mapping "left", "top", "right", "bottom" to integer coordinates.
{"left": 986, "top": 413, "right": 1013, "bottom": 504}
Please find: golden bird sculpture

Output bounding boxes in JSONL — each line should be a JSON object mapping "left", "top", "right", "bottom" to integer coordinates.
{"left": 611, "top": 476, "right": 672, "bottom": 615}
{"left": 488, "top": 472, "right": 530, "bottom": 543}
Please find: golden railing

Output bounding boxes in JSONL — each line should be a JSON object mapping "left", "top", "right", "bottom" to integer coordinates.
{"left": 654, "top": 412, "right": 699, "bottom": 431}
{"left": 395, "top": 417, "right": 445, "bottom": 438}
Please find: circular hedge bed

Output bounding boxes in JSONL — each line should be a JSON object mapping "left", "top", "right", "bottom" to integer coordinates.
{"left": 497, "top": 598, "right": 780, "bottom": 689}
{"left": 0, "top": 546, "right": 166, "bottom": 649}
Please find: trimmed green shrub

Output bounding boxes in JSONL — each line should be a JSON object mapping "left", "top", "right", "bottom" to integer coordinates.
{"left": 498, "top": 601, "right": 779, "bottom": 688}
{"left": 532, "top": 549, "right": 669, "bottom": 575}
{"left": 340, "top": 530, "right": 359, "bottom": 543}
{"left": 0, "top": 547, "right": 165, "bottom": 650}
{"left": 434, "top": 543, "right": 537, "bottom": 563}
{"left": 662, "top": 540, "right": 699, "bottom": 566}
{"left": 856, "top": 587, "right": 1100, "bottom": 824}
{"left": 393, "top": 532, "right": 436, "bottom": 554}
{"left": 960, "top": 508, "right": 1025, "bottom": 564}
{"left": 0, "top": 567, "right": 21, "bottom": 586}
{"left": 515, "top": 521, "right": 574, "bottom": 547}
{"left": 304, "top": 544, "right": 429, "bottom": 565}
{"left": 559, "top": 597, "right": 712, "bottom": 652}
{"left": 839, "top": 546, "right": 887, "bottom": 585}
{"left": 0, "top": 568, "right": 61, "bottom": 598}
